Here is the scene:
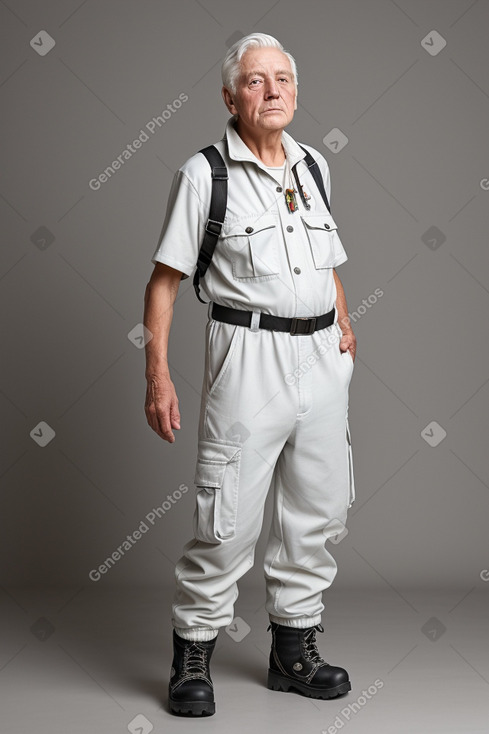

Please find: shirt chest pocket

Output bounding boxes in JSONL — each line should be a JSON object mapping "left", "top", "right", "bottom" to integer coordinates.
{"left": 301, "top": 213, "right": 341, "bottom": 269}
{"left": 220, "top": 214, "right": 280, "bottom": 281}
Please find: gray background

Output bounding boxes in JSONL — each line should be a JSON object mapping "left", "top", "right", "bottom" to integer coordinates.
{"left": 1, "top": 1, "right": 488, "bottom": 732}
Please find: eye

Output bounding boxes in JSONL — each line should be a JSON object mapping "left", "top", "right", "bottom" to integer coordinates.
{"left": 249, "top": 79, "right": 262, "bottom": 86}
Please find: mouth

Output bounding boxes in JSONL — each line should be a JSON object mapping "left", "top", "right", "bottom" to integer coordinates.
{"left": 262, "top": 108, "right": 283, "bottom": 113}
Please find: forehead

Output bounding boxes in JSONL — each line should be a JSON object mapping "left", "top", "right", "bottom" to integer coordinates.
{"left": 238, "top": 46, "right": 292, "bottom": 76}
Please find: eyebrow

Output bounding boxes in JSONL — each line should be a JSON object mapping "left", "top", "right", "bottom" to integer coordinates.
{"left": 245, "top": 69, "right": 293, "bottom": 79}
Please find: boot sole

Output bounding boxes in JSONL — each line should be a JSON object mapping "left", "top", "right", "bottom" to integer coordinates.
{"left": 267, "top": 669, "right": 351, "bottom": 699}
{"left": 169, "top": 695, "right": 215, "bottom": 716}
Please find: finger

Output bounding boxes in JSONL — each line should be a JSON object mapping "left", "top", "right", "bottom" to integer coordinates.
{"left": 145, "top": 400, "right": 172, "bottom": 442}
{"left": 146, "top": 405, "right": 167, "bottom": 440}
{"left": 170, "top": 399, "right": 181, "bottom": 429}
{"left": 156, "top": 405, "right": 175, "bottom": 443}
{"left": 144, "top": 403, "right": 158, "bottom": 431}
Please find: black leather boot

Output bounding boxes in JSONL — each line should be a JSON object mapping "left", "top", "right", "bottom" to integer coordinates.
{"left": 168, "top": 630, "right": 217, "bottom": 716}
{"left": 267, "top": 622, "right": 351, "bottom": 699}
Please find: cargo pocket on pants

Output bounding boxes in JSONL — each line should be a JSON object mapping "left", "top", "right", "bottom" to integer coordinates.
{"left": 193, "top": 438, "right": 242, "bottom": 543}
{"left": 346, "top": 418, "right": 355, "bottom": 508}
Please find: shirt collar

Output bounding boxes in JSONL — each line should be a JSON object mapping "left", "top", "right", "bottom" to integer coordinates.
{"left": 222, "top": 116, "right": 306, "bottom": 170}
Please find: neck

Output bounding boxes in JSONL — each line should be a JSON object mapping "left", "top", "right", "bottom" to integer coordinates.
{"left": 234, "top": 117, "right": 286, "bottom": 166}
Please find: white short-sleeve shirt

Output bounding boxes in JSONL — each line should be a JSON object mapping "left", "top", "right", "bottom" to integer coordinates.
{"left": 151, "top": 116, "right": 348, "bottom": 318}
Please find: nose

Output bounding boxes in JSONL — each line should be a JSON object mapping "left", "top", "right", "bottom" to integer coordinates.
{"left": 264, "top": 77, "right": 280, "bottom": 98}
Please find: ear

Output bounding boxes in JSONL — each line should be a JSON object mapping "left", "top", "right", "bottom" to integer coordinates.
{"left": 294, "top": 86, "right": 298, "bottom": 110}
{"left": 222, "top": 86, "right": 238, "bottom": 115}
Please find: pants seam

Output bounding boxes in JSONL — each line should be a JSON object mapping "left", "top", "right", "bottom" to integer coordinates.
{"left": 270, "top": 468, "right": 285, "bottom": 614}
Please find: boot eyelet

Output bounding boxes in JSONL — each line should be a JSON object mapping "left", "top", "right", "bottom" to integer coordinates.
{"left": 293, "top": 662, "right": 303, "bottom": 671}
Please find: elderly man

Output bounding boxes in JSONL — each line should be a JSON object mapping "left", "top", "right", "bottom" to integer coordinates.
{"left": 144, "top": 33, "right": 356, "bottom": 717}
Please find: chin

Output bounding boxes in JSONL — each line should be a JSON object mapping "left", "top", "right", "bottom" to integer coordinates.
{"left": 271, "top": 118, "right": 292, "bottom": 130}
{"left": 261, "top": 111, "right": 289, "bottom": 124}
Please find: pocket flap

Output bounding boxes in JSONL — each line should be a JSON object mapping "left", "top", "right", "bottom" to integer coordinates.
{"left": 194, "top": 438, "right": 242, "bottom": 488}
{"left": 301, "top": 212, "right": 338, "bottom": 232}
{"left": 222, "top": 213, "right": 276, "bottom": 239}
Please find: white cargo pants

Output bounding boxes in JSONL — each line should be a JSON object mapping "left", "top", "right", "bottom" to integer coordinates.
{"left": 172, "top": 313, "right": 355, "bottom": 641}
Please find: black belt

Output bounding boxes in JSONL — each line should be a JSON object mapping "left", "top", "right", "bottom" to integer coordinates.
{"left": 211, "top": 303, "right": 336, "bottom": 335}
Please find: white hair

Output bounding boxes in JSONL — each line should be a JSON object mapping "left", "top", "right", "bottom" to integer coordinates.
{"left": 221, "top": 32, "right": 298, "bottom": 95}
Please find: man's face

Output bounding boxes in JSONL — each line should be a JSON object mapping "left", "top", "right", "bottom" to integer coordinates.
{"left": 222, "top": 46, "right": 297, "bottom": 133}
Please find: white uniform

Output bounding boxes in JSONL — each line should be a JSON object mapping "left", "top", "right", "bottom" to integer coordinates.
{"left": 152, "top": 116, "right": 355, "bottom": 641}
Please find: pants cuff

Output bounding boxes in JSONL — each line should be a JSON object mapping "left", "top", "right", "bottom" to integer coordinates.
{"left": 268, "top": 613, "right": 322, "bottom": 629}
{"left": 174, "top": 626, "right": 219, "bottom": 641}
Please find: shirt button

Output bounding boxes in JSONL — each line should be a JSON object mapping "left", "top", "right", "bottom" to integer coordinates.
{"left": 245, "top": 226, "right": 254, "bottom": 234}
{"left": 286, "top": 225, "right": 294, "bottom": 233}
{"left": 324, "top": 223, "right": 330, "bottom": 229}
{"left": 293, "top": 267, "right": 301, "bottom": 274}
{"left": 276, "top": 186, "right": 283, "bottom": 192}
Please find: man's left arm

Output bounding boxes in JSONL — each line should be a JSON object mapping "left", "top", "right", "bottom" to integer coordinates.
{"left": 333, "top": 269, "right": 357, "bottom": 362}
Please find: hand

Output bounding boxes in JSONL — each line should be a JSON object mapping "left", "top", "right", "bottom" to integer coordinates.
{"left": 339, "top": 331, "right": 357, "bottom": 363}
{"left": 144, "top": 373, "right": 181, "bottom": 443}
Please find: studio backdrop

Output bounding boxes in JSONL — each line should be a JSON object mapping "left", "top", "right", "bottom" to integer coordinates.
{"left": 1, "top": 0, "right": 488, "bottom": 599}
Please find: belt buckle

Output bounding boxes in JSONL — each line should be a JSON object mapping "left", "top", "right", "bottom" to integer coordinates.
{"left": 290, "top": 316, "right": 316, "bottom": 335}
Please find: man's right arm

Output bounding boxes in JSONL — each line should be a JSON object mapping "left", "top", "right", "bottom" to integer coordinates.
{"left": 143, "top": 262, "right": 184, "bottom": 443}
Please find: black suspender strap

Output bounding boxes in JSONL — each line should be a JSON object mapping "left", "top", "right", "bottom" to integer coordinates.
{"left": 192, "top": 145, "right": 228, "bottom": 304}
{"left": 295, "top": 144, "right": 331, "bottom": 214}
{"left": 192, "top": 143, "right": 330, "bottom": 304}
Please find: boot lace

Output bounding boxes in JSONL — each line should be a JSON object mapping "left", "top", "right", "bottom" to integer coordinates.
{"left": 182, "top": 642, "right": 208, "bottom": 678}
{"left": 302, "top": 624, "right": 326, "bottom": 664}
